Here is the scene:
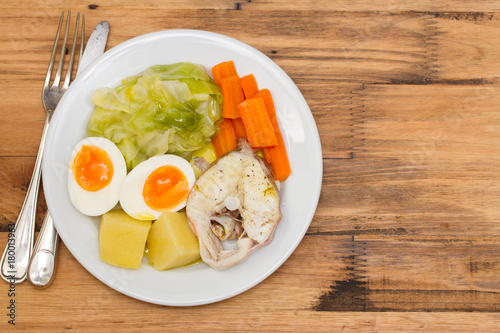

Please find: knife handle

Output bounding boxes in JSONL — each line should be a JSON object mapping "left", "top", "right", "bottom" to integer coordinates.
{"left": 27, "top": 213, "right": 59, "bottom": 288}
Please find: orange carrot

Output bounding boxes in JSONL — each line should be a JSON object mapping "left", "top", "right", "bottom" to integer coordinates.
{"left": 220, "top": 75, "right": 244, "bottom": 119}
{"left": 212, "top": 118, "right": 237, "bottom": 157}
{"left": 263, "top": 135, "right": 291, "bottom": 181}
{"left": 231, "top": 117, "right": 247, "bottom": 139}
{"left": 254, "top": 89, "right": 291, "bottom": 181}
{"left": 237, "top": 97, "right": 278, "bottom": 148}
{"left": 212, "top": 61, "right": 237, "bottom": 86}
{"left": 213, "top": 61, "right": 290, "bottom": 179}
{"left": 240, "top": 74, "right": 259, "bottom": 99}
{"left": 253, "top": 89, "right": 277, "bottom": 126}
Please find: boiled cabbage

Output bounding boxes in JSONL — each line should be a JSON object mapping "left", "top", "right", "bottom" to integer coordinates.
{"left": 87, "top": 62, "right": 222, "bottom": 170}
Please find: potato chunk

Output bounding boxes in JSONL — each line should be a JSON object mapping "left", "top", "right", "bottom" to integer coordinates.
{"left": 147, "top": 211, "right": 200, "bottom": 270}
{"left": 99, "top": 209, "right": 152, "bottom": 269}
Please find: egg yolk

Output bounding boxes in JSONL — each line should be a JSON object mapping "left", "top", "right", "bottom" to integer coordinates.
{"left": 72, "top": 144, "right": 114, "bottom": 192}
{"left": 142, "top": 165, "right": 189, "bottom": 212}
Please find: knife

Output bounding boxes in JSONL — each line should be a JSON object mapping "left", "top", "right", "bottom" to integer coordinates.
{"left": 77, "top": 21, "right": 109, "bottom": 75}
{"left": 26, "top": 21, "right": 110, "bottom": 288}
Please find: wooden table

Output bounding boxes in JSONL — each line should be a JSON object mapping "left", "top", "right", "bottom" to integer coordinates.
{"left": 1, "top": 1, "right": 500, "bottom": 331}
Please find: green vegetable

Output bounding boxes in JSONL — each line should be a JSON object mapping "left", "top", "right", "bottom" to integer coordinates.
{"left": 87, "top": 62, "right": 223, "bottom": 170}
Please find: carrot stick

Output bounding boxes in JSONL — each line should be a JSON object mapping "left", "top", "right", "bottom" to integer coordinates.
{"left": 231, "top": 117, "right": 247, "bottom": 139}
{"left": 253, "top": 89, "right": 277, "bottom": 126}
{"left": 254, "top": 89, "right": 291, "bottom": 181}
{"left": 240, "top": 74, "right": 259, "bottom": 99}
{"left": 220, "top": 76, "right": 244, "bottom": 119}
{"left": 212, "top": 118, "right": 237, "bottom": 157}
{"left": 263, "top": 135, "right": 291, "bottom": 181}
{"left": 238, "top": 97, "right": 278, "bottom": 148}
{"left": 212, "top": 61, "right": 238, "bottom": 86}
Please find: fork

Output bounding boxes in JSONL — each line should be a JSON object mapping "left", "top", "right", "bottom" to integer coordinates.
{"left": 0, "top": 11, "right": 84, "bottom": 284}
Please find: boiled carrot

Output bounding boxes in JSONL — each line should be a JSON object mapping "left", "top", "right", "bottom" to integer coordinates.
{"left": 254, "top": 89, "right": 291, "bottom": 181}
{"left": 240, "top": 74, "right": 259, "bottom": 99}
{"left": 211, "top": 61, "right": 237, "bottom": 86}
{"left": 237, "top": 97, "right": 278, "bottom": 148}
{"left": 220, "top": 75, "right": 244, "bottom": 119}
{"left": 212, "top": 118, "right": 237, "bottom": 157}
{"left": 253, "top": 89, "right": 277, "bottom": 126}
{"left": 263, "top": 135, "right": 291, "bottom": 181}
{"left": 213, "top": 61, "right": 290, "bottom": 179}
{"left": 231, "top": 117, "right": 247, "bottom": 139}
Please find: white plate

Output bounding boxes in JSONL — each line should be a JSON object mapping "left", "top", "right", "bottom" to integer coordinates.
{"left": 43, "top": 30, "right": 322, "bottom": 306}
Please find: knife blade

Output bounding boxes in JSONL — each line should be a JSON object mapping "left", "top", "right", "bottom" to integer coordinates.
{"left": 77, "top": 20, "right": 110, "bottom": 75}
{"left": 26, "top": 21, "right": 110, "bottom": 288}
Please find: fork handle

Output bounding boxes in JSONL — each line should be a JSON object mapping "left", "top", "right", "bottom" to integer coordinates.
{"left": 0, "top": 109, "right": 54, "bottom": 283}
{"left": 27, "top": 212, "right": 59, "bottom": 288}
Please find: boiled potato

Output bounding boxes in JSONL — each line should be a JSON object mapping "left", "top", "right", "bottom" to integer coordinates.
{"left": 99, "top": 209, "right": 152, "bottom": 269}
{"left": 147, "top": 211, "right": 200, "bottom": 271}
{"left": 189, "top": 141, "right": 217, "bottom": 178}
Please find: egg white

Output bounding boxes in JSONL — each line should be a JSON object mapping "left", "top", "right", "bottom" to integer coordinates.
{"left": 68, "top": 137, "right": 127, "bottom": 216}
{"left": 119, "top": 154, "right": 196, "bottom": 220}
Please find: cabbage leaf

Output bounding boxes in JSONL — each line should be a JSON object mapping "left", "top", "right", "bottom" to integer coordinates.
{"left": 87, "top": 62, "right": 222, "bottom": 170}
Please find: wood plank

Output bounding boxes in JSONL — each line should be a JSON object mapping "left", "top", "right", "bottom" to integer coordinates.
{"left": 313, "top": 84, "right": 500, "bottom": 236}
{"left": 0, "top": 11, "right": 432, "bottom": 83}
{"left": 432, "top": 13, "right": 500, "bottom": 81}
{"left": 353, "top": 84, "right": 500, "bottom": 165}
{"left": 313, "top": 235, "right": 500, "bottom": 312}
{"left": 1, "top": 232, "right": 500, "bottom": 331}
{"left": 1, "top": 1, "right": 500, "bottom": 12}
{"left": 301, "top": 82, "right": 362, "bottom": 159}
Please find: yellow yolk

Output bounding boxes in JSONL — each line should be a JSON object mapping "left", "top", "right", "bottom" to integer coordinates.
{"left": 142, "top": 165, "right": 189, "bottom": 212}
{"left": 72, "top": 144, "right": 114, "bottom": 192}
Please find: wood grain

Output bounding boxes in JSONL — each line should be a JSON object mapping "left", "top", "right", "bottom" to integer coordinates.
{"left": 1, "top": 1, "right": 500, "bottom": 331}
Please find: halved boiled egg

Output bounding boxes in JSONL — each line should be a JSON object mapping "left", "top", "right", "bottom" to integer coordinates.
{"left": 68, "top": 137, "right": 127, "bottom": 216}
{"left": 119, "top": 154, "right": 195, "bottom": 220}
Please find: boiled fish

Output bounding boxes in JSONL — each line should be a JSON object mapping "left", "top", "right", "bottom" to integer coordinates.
{"left": 186, "top": 140, "right": 281, "bottom": 270}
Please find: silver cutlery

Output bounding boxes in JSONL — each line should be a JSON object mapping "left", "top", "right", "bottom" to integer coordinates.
{"left": 0, "top": 10, "right": 110, "bottom": 286}
{"left": 77, "top": 21, "right": 109, "bottom": 75}
{"left": 27, "top": 19, "right": 110, "bottom": 288}
{"left": 0, "top": 11, "right": 85, "bottom": 284}
{"left": 27, "top": 214, "right": 59, "bottom": 287}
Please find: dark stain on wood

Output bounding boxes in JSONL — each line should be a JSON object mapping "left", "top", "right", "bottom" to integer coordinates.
{"left": 429, "top": 12, "right": 496, "bottom": 22}
{"left": 12, "top": 182, "right": 27, "bottom": 192}
{"left": 468, "top": 258, "right": 498, "bottom": 274}
{"left": 314, "top": 236, "right": 372, "bottom": 311}
{"left": 370, "top": 289, "right": 500, "bottom": 312}
{"left": 399, "top": 237, "right": 470, "bottom": 243}
{"left": 313, "top": 236, "right": 500, "bottom": 312}
{"left": 88, "top": 4, "right": 98, "bottom": 10}
{"left": 231, "top": 1, "right": 251, "bottom": 10}
{"left": 314, "top": 277, "right": 371, "bottom": 311}
{"left": 388, "top": 78, "right": 491, "bottom": 85}
{"left": 307, "top": 227, "right": 409, "bottom": 236}
{"left": 323, "top": 152, "right": 354, "bottom": 159}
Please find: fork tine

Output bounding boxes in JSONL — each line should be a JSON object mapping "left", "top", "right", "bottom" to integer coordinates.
{"left": 43, "top": 11, "right": 64, "bottom": 89}
{"left": 62, "top": 12, "right": 80, "bottom": 89}
{"left": 52, "top": 10, "right": 71, "bottom": 88}
{"left": 79, "top": 15, "right": 85, "bottom": 70}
